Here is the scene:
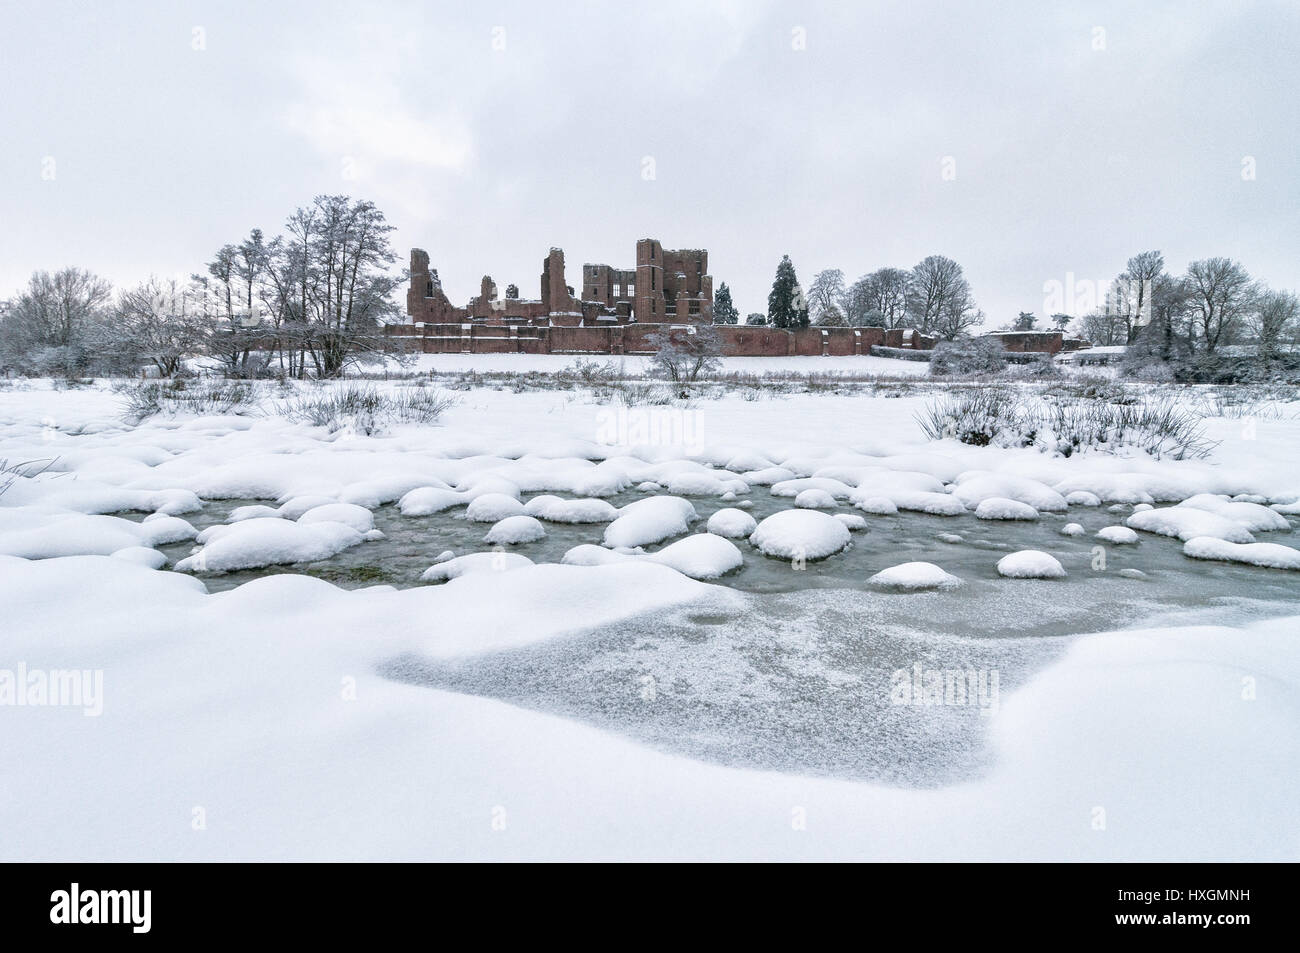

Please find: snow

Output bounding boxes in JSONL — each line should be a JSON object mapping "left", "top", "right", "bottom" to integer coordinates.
{"left": 523, "top": 494, "right": 619, "bottom": 523}
{"left": 1064, "top": 490, "right": 1101, "bottom": 506}
{"left": 953, "top": 474, "right": 1067, "bottom": 512}
{"left": 4, "top": 377, "right": 1300, "bottom": 861}
{"left": 603, "top": 496, "right": 698, "bottom": 548}
{"left": 176, "top": 518, "right": 364, "bottom": 572}
{"left": 297, "top": 502, "right": 375, "bottom": 534}
{"left": 464, "top": 493, "right": 526, "bottom": 522}
{"left": 749, "top": 509, "right": 851, "bottom": 560}
{"left": 706, "top": 507, "right": 758, "bottom": 538}
{"left": 1126, "top": 507, "right": 1257, "bottom": 544}
{"left": 564, "top": 534, "right": 743, "bottom": 580}
{"left": 996, "top": 550, "right": 1067, "bottom": 579}
{"left": 887, "top": 491, "right": 967, "bottom": 516}
{"left": 110, "top": 546, "right": 168, "bottom": 569}
{"left": 1096, "top": 525, "right": 1139, "bottom": 545}
{"left": 1183, "top": 537, "right": 1300, "bottom": 570}
{"left": 867, "top": 561, "right": 963, "bottom": 590}
{"left": 484, "top": 515, "right": 546, "bottom": 544}
{"left": 419, "top": 551, "right": 535, "bottom": 581}
{"left": 974, "top": 497, "right": 1039, "bottom": 520}
{"left": 834, "top": 513, "right": 869, "bottom": 531}
{"left": 1060, "top": 523, "right": 1085, "bottom": 536}
{"left": 855, "top": 496, "right": 899, "bottom": 515}
{"left": 771, "top": 477, "right": 854, "bottom": 499}
{"left": 1177, "top": 493, "right": 1290, "bottom": 533}
{"left": 398, "top": 487, "right": 466, "bottom": 516}
{"left": 794, "top": 488, "right": 838, "bottom": 509}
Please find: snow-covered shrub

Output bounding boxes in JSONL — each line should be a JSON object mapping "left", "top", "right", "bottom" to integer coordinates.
{"left": 116, "top": 379, "right": 258, "bottom": 422}
{"left": 646, "top": 323, "right": 723, "bottom": 383}
{"left": 918, "top": 387, "right": 1216, "bottom": 459}
{"left": 870, "top": 346, "right": 932, "bottom": 362}
{"left": 1043, "top": 374, "right": 1136, "bottom": 404}
{"left": 929, "top": 335, "right": 1007, "bottom": 377}
{"left": 1039, "top": 397, "right": 1216, "bottom": 459}
{"left": 282, "top": 386, "right": 456, "bottom": 434}
{"left": 915, "top": 387, "right": 1033, "bottom": 447}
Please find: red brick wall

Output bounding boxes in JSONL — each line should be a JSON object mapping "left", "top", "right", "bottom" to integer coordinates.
{"left": 988, "top": 331, "right": 1063, "bottom": 354}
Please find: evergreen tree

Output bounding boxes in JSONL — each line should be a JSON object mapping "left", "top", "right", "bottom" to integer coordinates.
{"left": 767, "top": 255, "right": 808, "bottom": 329}
{"left": 713, "top": 282, "right": 739, "bottom": 324}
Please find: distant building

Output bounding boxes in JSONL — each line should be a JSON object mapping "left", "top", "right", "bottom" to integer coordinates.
{"left": 406, "top": 239, "right": 713, "bottom": 328}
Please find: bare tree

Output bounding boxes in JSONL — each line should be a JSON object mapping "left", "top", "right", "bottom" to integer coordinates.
{"left": 646, "top": 322, "right": 723, "bottom": 383}
{"left": 0, "top": 268, "right": 112, "bottom": 375}
{"left": 104, "top": 277, "right": 209, "bottom": 376}
{"left": 1184, "top": 257, "right": 1257, "bottom": 354}
{"left": 807, "top": 269, "right": 847, "bottom": 325}
{"left": 1250, "top": 289, "right": 1300, "bottom": 368}
{"left": 907, "top": 255, "right": 980, "bottom": 338}
{"left": 852, "top": 267, "right": 911, "bottom": 328}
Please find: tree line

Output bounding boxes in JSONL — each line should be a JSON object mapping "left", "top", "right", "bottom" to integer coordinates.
{"left": 712, "top": 254, "right": 983, "bottom": 340}
{"left": 0, "top": 195, "right": 406, "bottom": 380}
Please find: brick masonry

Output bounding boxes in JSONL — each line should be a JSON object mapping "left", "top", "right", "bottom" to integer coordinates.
{"left": 398, "top": 244, "right": 1061, "bottom": 358}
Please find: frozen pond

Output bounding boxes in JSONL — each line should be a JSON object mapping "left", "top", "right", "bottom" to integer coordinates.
{"left": 134, "top": 489, "right": 1300, "bottom": 783}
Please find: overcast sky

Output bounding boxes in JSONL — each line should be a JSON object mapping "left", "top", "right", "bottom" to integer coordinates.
{"left": 2, "top": 0, "right": 1297, "bottom": 324}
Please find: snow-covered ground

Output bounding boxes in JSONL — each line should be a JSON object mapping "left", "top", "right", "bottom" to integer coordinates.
{"left": 390, "top": 352, "right": 935, "bottom": 376}
{"left": 2, "top": 372, "right": 1298, "bottom": 860}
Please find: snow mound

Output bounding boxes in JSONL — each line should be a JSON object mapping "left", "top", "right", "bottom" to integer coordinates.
{"left": 662, "top": 472, "right": 746, "bottom": 496}
{"left": 855, "top": 496, "right": 898, "bottom": 515}
{"left": 1065, "top": 491, "right": 1101, "bottom": 507}
{"left": 110, "top": 546, "right": 168, "bottom": 569}
{"left": 523, "top": 495, "right": 618, "bottom": 524}
{"left": 975, "top": 498, "right": 1039, "bottom": 521}
{"left": 835, "top": 513, "right": 869, "bottom": 531}
{"left": 706, "top": 508, "right": 758, "bottom": 539}
{"left": 1096, "top": 526, "right": 1139, "bottom": 545}
{"left": 484, "top": 515, "right": 546, "bottom": 545}
{"left": 297, "top": 503, "right": 375, "bottom": 534}
{"left": 420, "top": 551, "right": 535, "bottom": 582}
{"left": 1182, "top": 537, "right": 1300, "bottom": 571}
{"left": 771, "top": 477, "right": 854, "bottom": 500}
{"left": 953, "top": 474, "right": 1067, "bottom": 512}
{"left": 868, "top": 561, "right": 963, "bottom": 590}
{"left": 937, "top": 532, "right": 964, "bottom": 544}
{"left": 1127, "top": 507, "right": 1256, "bottom": 544}
{"left": 228, "top": 504, "right": 282, "bottom": 522}
{"left": 1271, "top": 499, "right": 1300, "bottom": 515}
{"left": 740, "top": 466, "right": 796, "bottom": 486}
{"left": 464, "top": 493, "right": 526, "bottom": 522}
{"left": 794, "top": 488, "right": 838, "bottom": 509}
{"left": 1119, "top": 568, "right": 1149, "bottom": 580}
{"left": 135, "top": 515, "right": 199, "bottom": 546}
{"left": 277, "top": 495, "right": 341, "bottom": 520}
{"left": 889, "top": 491, "right": 967, "bottom": 516}
{"left": 176, "top": 518, "right": 363, "bottom": 573}
{"left": 749, "top": 509, "right": 851, "bottom": 560}
{"left": 651, "top": 534, "right": 743, "bottom": 579}
{"left": 1177, "top": 494, "right": 1289, "bottom": 533}
{"left": 1060, "top": 523, "right": 1085, "bottom": 536}
{"left": 0, "top": 512, "right": 152, "bottom": 559}
{"left": 563, "top": 535, "right": 743, "bottom": 580}
{"left": 603, "top": 496, "right": 697, "bottom": 548}
{"left": 996, "top": 550, "right": 1067, "bottom": 579}
{"left": 398, "top": 487, "right": 465, "bottom": 516}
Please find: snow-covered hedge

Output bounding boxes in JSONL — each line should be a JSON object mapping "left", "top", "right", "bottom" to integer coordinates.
{"left": 871, "top": 346, "right": 932, "bottom": 362}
